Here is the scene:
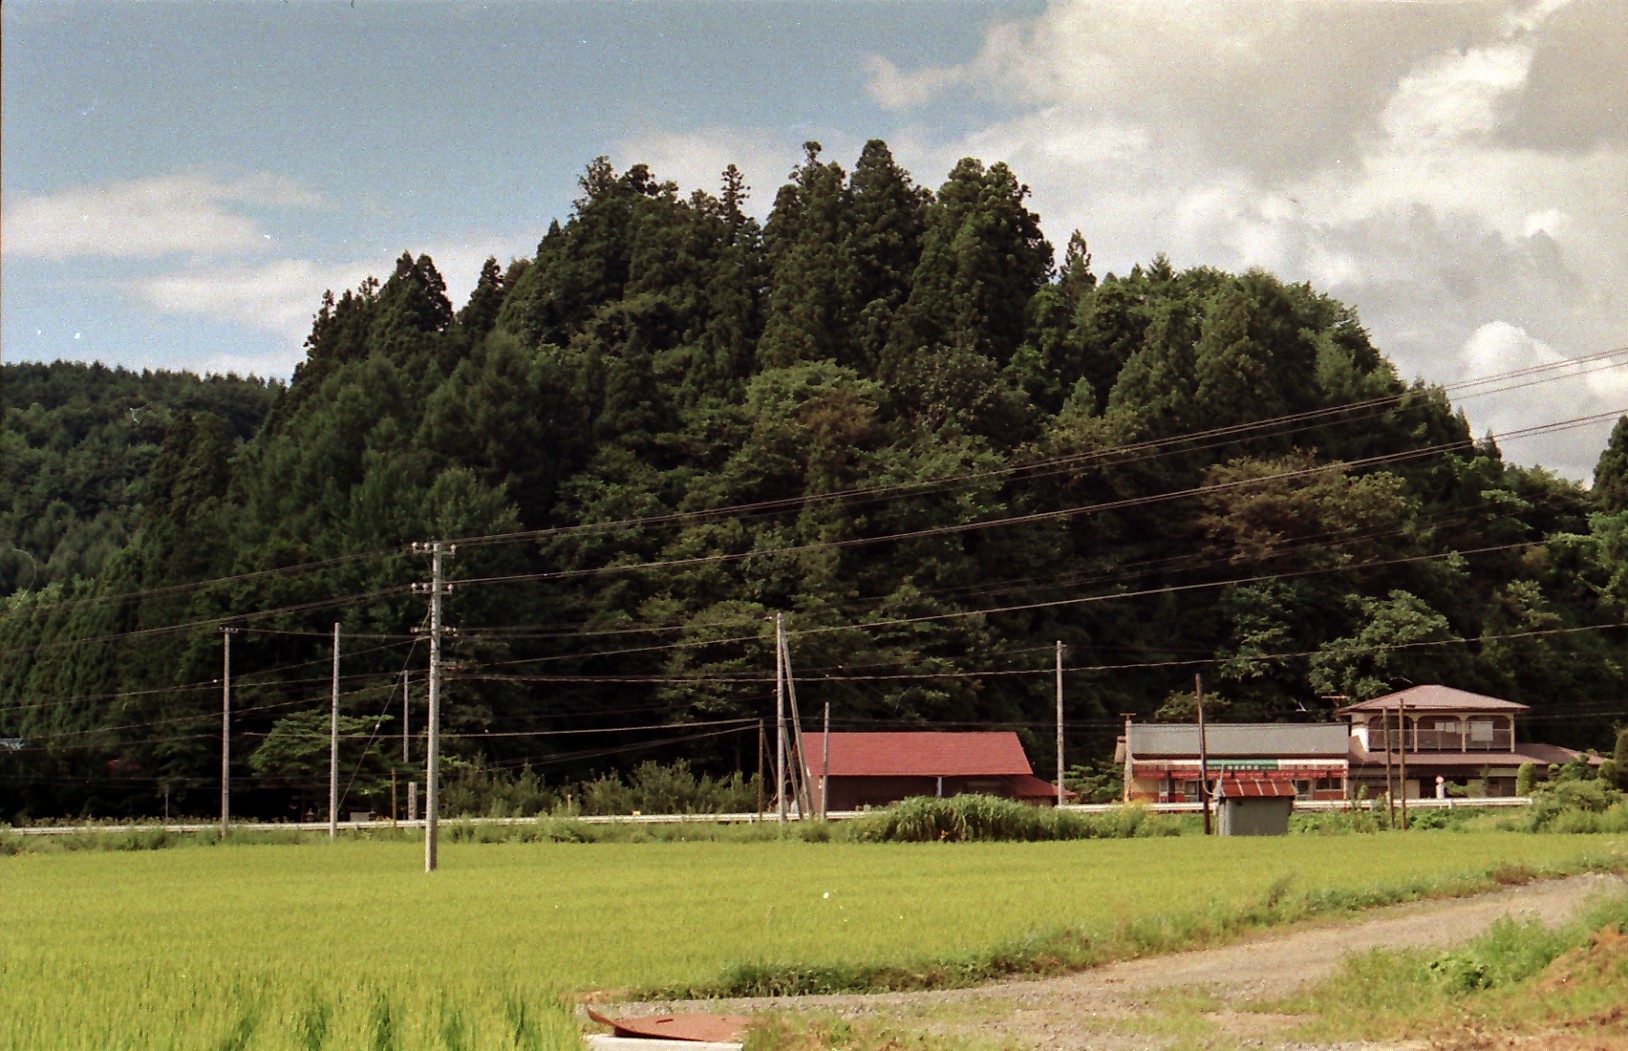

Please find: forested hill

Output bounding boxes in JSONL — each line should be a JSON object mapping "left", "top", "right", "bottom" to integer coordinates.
{"left": 0, "top": 362, "right": 280, "bottom": 595}
{"left": 3, "top": 140, "right": 1626, "bottom": 819}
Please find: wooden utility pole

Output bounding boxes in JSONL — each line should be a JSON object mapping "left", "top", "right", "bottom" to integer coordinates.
{"left": 221, "top": 626, "right": 234, "bottom": 840}
{"left": 1055, "top": 640, "right": 1066, "bottom": 807}
{"left": 782, "top": 628, "right": 811, "bottom": 817}
{"left": 329, "top": 622, "right": 340, "bottom": 841}
{"left": 1196, "top": 673, "right": 1212, "bottom": 836}
{"left": 756, "top": 719, "right": 765, "bottom": 821}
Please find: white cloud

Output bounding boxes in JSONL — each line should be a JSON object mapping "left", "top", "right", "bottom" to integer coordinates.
{"left": 128, "top": 231, "right": 537, "bottom": 377}
{"left": 864, "top": 54, "right": 965, "bottom": 112}
{"left": 1379, "top": 45, "right": 1533, "bottom": 148}
{"left": 4, "top": 173, "right": 324, "bottom": 261}
{"left": 861, "top": 0, "right": 1628, "bottom": 476}
{"left": 610, "top": 127, "right": 839, "bottom": 220}
{"left": 1453, "top": 321, "right": 1628, "bottom": 476}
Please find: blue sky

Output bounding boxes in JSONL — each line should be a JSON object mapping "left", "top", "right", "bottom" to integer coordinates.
{"left": 4, "top": 0, "right": 1625, "bottom": 478}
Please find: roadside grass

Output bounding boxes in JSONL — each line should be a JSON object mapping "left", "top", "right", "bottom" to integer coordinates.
{"left": 1259, "top": 885, "right": 1628, "bottom": 1047}
{"left": 3, "top": 834, "right": 1623, "bottom": 1048}
{"left": 740, "top": 1015, "right": 995, "bottom": 1051}
{"left": 656, "top": 842, "right": 1626, "bottom": 998}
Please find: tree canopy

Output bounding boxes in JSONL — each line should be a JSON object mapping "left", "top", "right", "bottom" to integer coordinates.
{"left": 3, "top": 144, "right": 1623, "bottom": 819}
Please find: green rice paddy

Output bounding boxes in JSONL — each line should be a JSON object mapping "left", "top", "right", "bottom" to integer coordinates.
{"left": 2, "top": 832, "right": 1623, "bottom": 1048}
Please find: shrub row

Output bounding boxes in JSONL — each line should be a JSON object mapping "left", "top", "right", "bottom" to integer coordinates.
{"left": 847, "top": 794, "right": 1185, "bottom": 843}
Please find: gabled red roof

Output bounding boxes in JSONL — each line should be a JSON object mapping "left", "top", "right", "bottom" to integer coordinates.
{"left": 803, "top": 732, "right": 1034, "bottom": 778}
{"left": 1005, "top": 773, "right": 1072, "bottom": 800}
{"left": 1215, "top": 775, "right": 1296, "bottom": 799}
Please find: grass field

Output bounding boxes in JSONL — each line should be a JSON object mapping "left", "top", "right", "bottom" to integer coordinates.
{"left": 3, "top": 832, "right": 1624, "bottom": 1049}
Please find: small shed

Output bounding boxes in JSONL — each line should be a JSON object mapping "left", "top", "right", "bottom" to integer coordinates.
{"left": 1215, "top": 775, "right": 1295, "bottom": 837}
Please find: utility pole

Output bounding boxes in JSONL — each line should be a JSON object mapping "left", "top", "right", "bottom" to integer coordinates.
{"left": 1055, "top": 640, "right": 1066, "bottom": 808}
{"left": 404, "top": 671, "right": 415, "bottom": 824}
{"left": 756, "top": 719, "right": 765, "bottom": 821}
{"left": 412, "top": 541, "right": 454, "bottom": 872}
{"left": 221, "top": 626, "right": 234, "bottom": 840}
{"left": 1196, "top": 673, "right": 1212, "bottom": 836}
{"left": 1398, "top": 693, "right": 1409, "bottom": 831}
{"left": 821, "top": 701, "right": 831, "bottom": 819}
{"left": 1383, "top": 705, "right": 1395, "bottom": 826}
{"left": 329, "top": 622, "right": 340, "bottom": 841}
{"left": 782, "top": 628, "right": 811, "bottom": 818}
{"left": 774, "top": 613, "right": 786, "bottom": 823}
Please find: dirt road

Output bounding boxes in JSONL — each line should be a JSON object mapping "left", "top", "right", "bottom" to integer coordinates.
{"left": 610, "top": 871, "right": 1628, "bottom": 1049}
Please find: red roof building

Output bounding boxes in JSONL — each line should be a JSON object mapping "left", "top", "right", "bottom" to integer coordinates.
{"left": 800, "top": 732, "right": 1064, "bottom": 809}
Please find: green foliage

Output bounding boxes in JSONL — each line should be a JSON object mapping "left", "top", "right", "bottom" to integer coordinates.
{"left": 848, "top": 794, "right": 1182, "bottom": 843}
{"left": 1528, "top": 778, "right": 1622, "bottom": 829}
{"left": 1063, "top": 758, "right": 1124, "bottom": 804}
{"left": 1285, "top": 886, "right": 1628, "bottom": 1046}
{"left": 0, "top": 363, "right": 277, "bottom": 596}
{"left": 11, "top": 140, "right": 1628, "bottom": 820}
{"left": 577, "top": 759, "right": 757, "bottom": 816}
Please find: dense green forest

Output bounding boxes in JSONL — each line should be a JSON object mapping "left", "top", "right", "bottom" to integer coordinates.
{"left": 3, "top": 140, "right": 1626, "bottom": 820}
{"left": 0, "top": 363, "right": 280, "bottom": 595}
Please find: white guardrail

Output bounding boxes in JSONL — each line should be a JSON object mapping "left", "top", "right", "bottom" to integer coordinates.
{"left": 3, "top": 797, "right": 1535, "bottom": 836}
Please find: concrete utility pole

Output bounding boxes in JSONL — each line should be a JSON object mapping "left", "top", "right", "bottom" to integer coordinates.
{"left": 821, "top": 701, "right": 831, "bottom": 819}
{"left": 1384, "top": 705, "right": 1396, "bottom": 825}
{"left": 413, "top": 541, "right": 454, "bottom": 872}
{"left": 756, "top": 720, "right": 765, "bottom": 821}
{"left": 1398, "top": 693, "right": 1409, "bottom": 831}
{"left": 1196, "top": 673, "right": 1212, "bottom": 836}
{"left": 221, "top": 626, "right": 234, "bottom": 840}
{"left": 329, "top": 622, "right": 340, "bottom": 841}
{"left": 774, "top": 613, "right": 786, "bottom": 823}
{"left": 1055, "top": 640, "right": 1066, "bottom": 808}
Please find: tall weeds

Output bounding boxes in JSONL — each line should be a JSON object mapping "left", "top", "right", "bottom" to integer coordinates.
{"left": 849, "top": 795, "right": 1184, "bottom": 842}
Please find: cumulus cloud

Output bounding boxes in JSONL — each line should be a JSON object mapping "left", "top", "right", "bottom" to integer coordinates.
{"left": 4, "top": 172, "right": 324, "bottom": 261}
{"left": 127, "top": 232, "right": 537, "bottom": 376}
{"left": 863, "top": 0, "right": 1628, "bottom": 476}
{"left": 864, "top": 54, "right": 967, "bottom": 112}
{"left": 608, "top": 127, "right": 823, "bottom": 220}
{"left": 1453, "top": 321, "right": 1628, "bottom": 476}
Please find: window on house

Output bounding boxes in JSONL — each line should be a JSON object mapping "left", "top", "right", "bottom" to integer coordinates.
{"left": 1469, "top": 718, "right": 1495, "bottom": 744}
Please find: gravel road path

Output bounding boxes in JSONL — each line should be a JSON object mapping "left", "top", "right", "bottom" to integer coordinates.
{"left": 604, "top": 872, "right": 1628, "bottom": 1050}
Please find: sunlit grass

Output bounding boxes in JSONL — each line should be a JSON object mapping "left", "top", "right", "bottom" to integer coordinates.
{"left": 2, "top": 832, "right": 1622, "bottom": 1047}
{"left": 1260, "top": 881, "right": 1628, "bottom": 1047}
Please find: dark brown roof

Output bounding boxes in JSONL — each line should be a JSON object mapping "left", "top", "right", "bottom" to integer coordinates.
{"left": 803, "top": 732, "right": 1033, "bottom": 778}
{"left": 1004, "top": 773, "right": 1072, "bottom": 800}
{"left": 1347, "top": 741, "right": 1580, "bottom": 768}
{"left": 1336, "top": 685, "right": 1529, "bottom": 715}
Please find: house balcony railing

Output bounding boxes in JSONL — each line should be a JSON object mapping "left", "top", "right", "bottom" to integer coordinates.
{"left": 1366, "top": 728, "right": 1513, "bottom": 753}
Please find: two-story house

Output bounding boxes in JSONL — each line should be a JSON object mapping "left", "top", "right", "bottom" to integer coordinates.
{"left": 1338, "top": 684, "right": 1584, "bottom": 798}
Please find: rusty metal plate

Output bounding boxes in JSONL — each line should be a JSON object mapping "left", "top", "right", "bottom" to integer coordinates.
{"left": 586, "top": 1007, "right": 753, "bottom": 1043}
